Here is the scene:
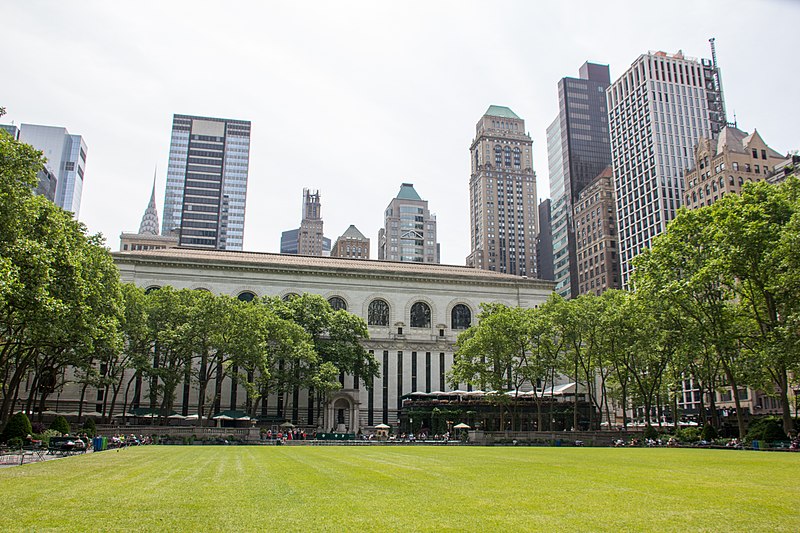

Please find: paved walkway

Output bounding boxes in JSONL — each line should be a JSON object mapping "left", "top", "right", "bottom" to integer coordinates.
{"left": 0, "top": 449, "right": 92, "bottom": 468}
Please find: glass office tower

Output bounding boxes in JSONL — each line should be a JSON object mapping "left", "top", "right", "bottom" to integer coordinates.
{"left": 162, "top": 114, "right": 251, "bottom": 250}
{"left": 546, "top": 62, "right": 612, "bottom": 298}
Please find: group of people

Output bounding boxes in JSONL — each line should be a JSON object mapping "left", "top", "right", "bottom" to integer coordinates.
{"left": 385, "top": 432, "right": 452, "bottom": 442}
{"left": 108, "top": 434, "right": 153, "bottom": 448}
{"left": 262, "top": 429, "right": 308, "bottom": 442}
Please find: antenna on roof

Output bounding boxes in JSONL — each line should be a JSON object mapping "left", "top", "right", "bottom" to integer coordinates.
{"left": 709, "top": 37, "right": 729, "bottom": 127}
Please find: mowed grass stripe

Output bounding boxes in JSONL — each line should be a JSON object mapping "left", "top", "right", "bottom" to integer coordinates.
{"left": 0, "top": 446, "right": 796, "bottom": 531}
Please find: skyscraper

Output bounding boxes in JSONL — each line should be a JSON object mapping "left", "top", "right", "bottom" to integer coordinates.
{"left": 546, "top": 63, "right": 612, "bottom": 298}
{"left": 536, "top": 199, "right": 554, "bottom": 281}
{"left": 161, "top": 114, "right": 251, "bottom": 250}
{"left": 16, "top": 124, "right": 87, "bottom": 215}
{"left": 280, "top": 189, "right": 331, "bottom": 256}
{"left": 608, "top": 49, "right": 724, "bottom": 285}
{"left": 378, "top": 183, "right": 439, "bottom": 263}
{"left": 467, "top": 106, "right": 537, "bottom": 276}
{"left": 574, "top": 166, "right": 620, "bottom": 295}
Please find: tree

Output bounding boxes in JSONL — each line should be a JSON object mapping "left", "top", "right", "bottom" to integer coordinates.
{"left": 595, "top": 290, "right": 637, "bottom": 428}
{"left": 633, "top": 205, "right": 755, "bottom": 437}
{"left": 721, "top": 178, "right": 800, "bottom": 434}
{"left": 266, "top": 294, "right": 377, "bottom": 424}
{"left": 451, "top": 303, "right": 533, "bottom": 431}
{"left": 144, "top": 288, "right": 202, "bottom": 419}
{"left": 108, "top": 283, "right": 150, "bottom": 421}
{"left": 525, "top": 296, "right": 566, "bottom": 430}
{"left": 0, "top": 131, "right": 123, "bottom": 424}
{"left": 615, "top": 291, "right": 673, "bottom": 428}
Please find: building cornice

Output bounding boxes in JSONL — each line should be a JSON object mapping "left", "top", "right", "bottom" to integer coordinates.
{"left": 112, "top": 250, "right": 555, "bottom": 292}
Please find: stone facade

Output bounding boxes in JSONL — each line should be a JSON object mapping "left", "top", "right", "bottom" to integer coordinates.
{"left": 331, "top": 225, "right": 370, "bottom": 259}
{"left": 112, "top": 248, "right": 555, "bottom": 432}
{"left": 467, "top": 106, "right": 538, "bottom": 277}
{"left": 574, "top": 166, "right": 621, "bottom": 295}
{"left": 683, "top": 127, "right": 786, "bottom": 209}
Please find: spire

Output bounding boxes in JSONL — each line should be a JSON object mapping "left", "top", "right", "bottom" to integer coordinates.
{"left": 138, "top": 168, "right": 160, "bottom": 235}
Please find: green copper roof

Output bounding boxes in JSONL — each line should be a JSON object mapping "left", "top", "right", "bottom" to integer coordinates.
{"left": 396, "top": 183, "right": 422, "bottom": 201}
{"left": 485, "top": 105, "right": 520, "bottom": 119}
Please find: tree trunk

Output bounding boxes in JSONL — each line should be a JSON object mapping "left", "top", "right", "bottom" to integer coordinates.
{"left": 720, "top": 358, "right": 746, "bottom": 439}
{"left": 78, "top": 380, "right": 90, "bottom": 423}
{"left": 0, "top": 350, "right": 35, "bottom": 422}
{"left": 773, "top": 365, "right": 793, "bottom": 435}
{"left": 573, "top": 357, "right": 579, "bottom": 431}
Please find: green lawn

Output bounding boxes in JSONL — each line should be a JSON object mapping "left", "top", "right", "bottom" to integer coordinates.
{"left": 0, "top": 446, "right": 796, "bottom": 531}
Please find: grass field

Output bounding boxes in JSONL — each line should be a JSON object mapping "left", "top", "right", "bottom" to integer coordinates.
{"left": 0, "top": 446, "right": 797, "bottom": 531}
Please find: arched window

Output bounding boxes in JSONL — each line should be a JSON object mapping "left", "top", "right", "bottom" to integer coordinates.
{"left": 237, "top": 291, "right": 256, "bottom": 302}
{"left": 410, "top": 302, "right": 431, "bottom": 328}
{"left": 328, "top": 296, "right": 347, "bottom": 311}
{"left": 451, "top": 304, "right": 472, "bottom": 330}
{"left": 513, "top": 147, "right": 521, "bottom": 167}
{"left": 282, "top": 293, "right": 299, "bottom": 301}
{"left": 494, "top": 145, "right": 502, "bottom": 165}
{"left": 504, "top": 146, "right": 512, "bottom": 166}
{"left": 367, "top": 299, "right": 389, "bottom": 326}
{"left": 144, "top": 286, "right": 161, "bottom": 295}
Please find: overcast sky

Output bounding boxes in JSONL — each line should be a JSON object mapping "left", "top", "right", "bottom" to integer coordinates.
{"left": 3, "top": 0, "right": 798, "bottom": 264}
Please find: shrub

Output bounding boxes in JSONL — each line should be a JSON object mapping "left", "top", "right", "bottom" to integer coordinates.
{"left": 701, "top": 424, "right": 718, "bottom": 441}
{"left": 642, "top": 424, "right": 659, "bottom": 440}
{"left": 675, "top": 427, "right": 700, "bottom": 443}
{"left": 32, "top": 429, "right": 61, "bottom": 446}
{"left": 7, "top": 436, "right": 24, "bottom": 448}
{"left": 49, "top": 415, "right": 70, "bottom": 435}
{"left": 745, "top": 417, "right": 786, "bottom": 443}
{"left": 82, "top": 417, "right": 96, "bottom": 437}
{"left": 1, "top": 412, "right": 33, "bottom": 443}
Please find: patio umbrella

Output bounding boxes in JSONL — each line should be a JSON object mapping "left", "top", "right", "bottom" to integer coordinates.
{"left": 213, "top": 414, "right": 234, "bottom": 420}
{"left": 453, "top": 423, "right": 471, "bottom": 429}
{"left": 167, "top": 413, "right": 186, "bottom": 419}
{"left": 374, "top": 423, "right": 390, "bottom": 429}
{"left": 280, "top": 421, "right": 295, "bottom": 428}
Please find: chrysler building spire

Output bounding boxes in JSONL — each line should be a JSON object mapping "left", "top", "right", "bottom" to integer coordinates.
{"left": 138, "top": 168, "right": 160, "bottom": 235}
